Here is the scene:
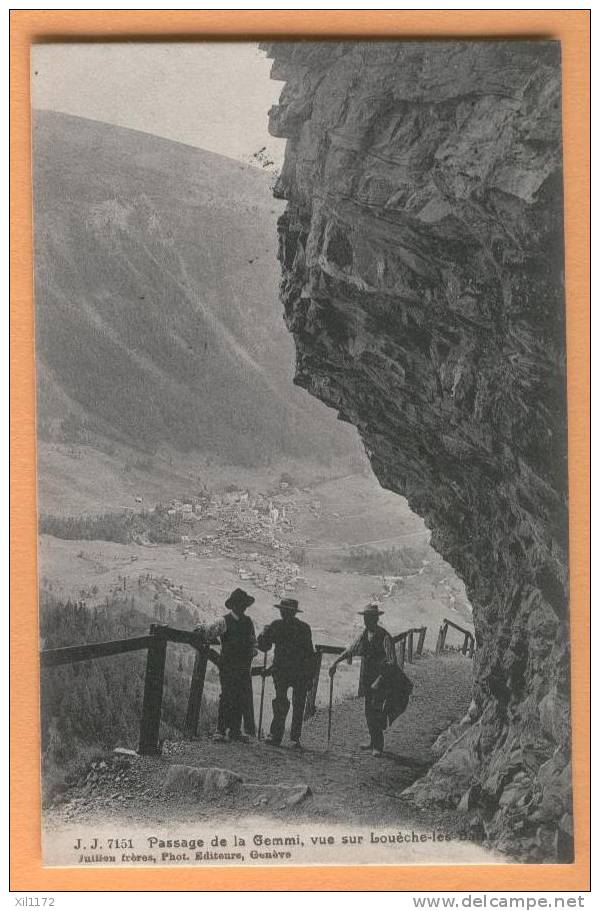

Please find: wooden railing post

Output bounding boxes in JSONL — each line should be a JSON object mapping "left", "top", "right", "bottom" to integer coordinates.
{"left": 406, "top": 630, "right": 414, "bottom": 664}
{"left": 439, "top": 617, "right": 475, "bottom": 657}
{"left": 304, "top": 647, "right": 322, "bottom": 719}
{"left": 416, "top": 627, "right": 426, "bottom": 655}
{"left": 435, "top": 624, "right": 444, "bottom": 655}
{"left": 440, "top": 622, "right": 448, "bottom": 654}
{"left": 436, "top": 622, "right": 449, "bottom": 656}
{"left": 184, "top": 647, "right": 208, "bottom": 738}
{"left": 397, "top": 635, "right": 406, "bottom": 669}
{"left": 138, "top": 625, "right": 168, "bottom": 755}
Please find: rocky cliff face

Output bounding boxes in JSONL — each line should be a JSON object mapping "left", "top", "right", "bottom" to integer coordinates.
{"left": 264, "top": 40, "right": 570, "bottom": 861}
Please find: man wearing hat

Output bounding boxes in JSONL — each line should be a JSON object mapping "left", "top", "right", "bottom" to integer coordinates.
{"left": 257, "top": 598, "right": 315, "bottom": 749}
{"left": 195, "top": 588, "right": 257, "bottom": 743}
{"left": 329, "top": 602, "right": 397, "bottom": 757}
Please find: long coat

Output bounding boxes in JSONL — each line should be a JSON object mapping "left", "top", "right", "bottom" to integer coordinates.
{"left": 257, "top": 617, "right": 316, "bottom": 683}
{"left": 349, "top": 626, "right": 413, "bottom": 727}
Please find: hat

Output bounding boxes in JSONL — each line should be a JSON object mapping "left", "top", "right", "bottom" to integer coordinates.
{"left": 225, "top": 588, "right": 255, "bottom": 611}
{"left": 274, "top": 597, "right": 302, "bottom": 613}
{"left": 358, "top": 602, "right": 384, "bottom": 617}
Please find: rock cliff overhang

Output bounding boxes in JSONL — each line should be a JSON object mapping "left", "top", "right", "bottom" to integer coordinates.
{"left": 263, "top": 40, "right": 571, "bottom": 862}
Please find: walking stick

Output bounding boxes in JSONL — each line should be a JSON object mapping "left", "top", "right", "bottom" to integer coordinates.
{"left": 257, "top": 651, "right": 268, "bottom": 740}
{"left": 326, "top": 672, "right": 334, "bottom": 748}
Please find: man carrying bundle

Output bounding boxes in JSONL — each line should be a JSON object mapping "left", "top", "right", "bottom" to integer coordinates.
{"left": 329, "top": 602, "right": 412, "bottom": 757}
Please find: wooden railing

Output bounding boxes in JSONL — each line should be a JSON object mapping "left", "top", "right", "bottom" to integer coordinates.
{"left": 40, "top": 624, "right": 211, "bottom": 755}
{"left": 435, "top": 617, "right": 475, "bottom": 658}
{"left": 41, "top": 623, "right": 286, "bottom": 754}
{"left": 394, "top": 626, "right": 427, "bottom": 668}
{"left": 40, "top": 621, "right": 429, "bottom": 753}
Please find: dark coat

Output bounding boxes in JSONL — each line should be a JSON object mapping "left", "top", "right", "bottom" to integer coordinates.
{"left": 355, "top": 626, "right": 396, "bottom": 696}
{"left": 257, "top": 617, "right": 316, "bottom": 682}
{"left": 220, "top": 613, "right": 255, "bottom": 670}
{"left": 380, "top": 664, "right": 414, "bottom": 728}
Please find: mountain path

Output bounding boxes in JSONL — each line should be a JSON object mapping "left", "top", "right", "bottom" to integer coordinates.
{"left": 44, "top": 654, "right": 473, "bottom": 831}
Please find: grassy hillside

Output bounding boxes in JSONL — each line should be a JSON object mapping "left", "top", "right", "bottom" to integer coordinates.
{"left": 32, "top": 110, "right": 360, "bottom": 466}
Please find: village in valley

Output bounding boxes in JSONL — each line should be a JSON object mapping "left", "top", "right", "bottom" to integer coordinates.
{"left": 39, "top": 461, "right": 473, "bottom": 670}
{"left": 167, "top": 477, "right": 322, "bottom": 596}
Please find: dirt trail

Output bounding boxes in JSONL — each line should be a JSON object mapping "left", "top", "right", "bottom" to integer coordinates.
{"left": 45, "top": 654, "right": 473, "bottom": 831}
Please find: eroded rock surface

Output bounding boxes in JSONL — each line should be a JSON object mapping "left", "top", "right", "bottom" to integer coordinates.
{"left": 263, "top": 40, "right": 570, "bottom": 861}
{"left": 163, "top": 763, "right": 312, "bottom": 809}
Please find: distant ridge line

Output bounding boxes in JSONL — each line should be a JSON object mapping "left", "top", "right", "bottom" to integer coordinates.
{"left": 32, "top": 107, "right": 271, "bottom": 175}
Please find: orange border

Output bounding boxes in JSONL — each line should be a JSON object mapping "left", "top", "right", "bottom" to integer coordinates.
{"left": 10, "top": 10, "right": 590, "bottom": 892}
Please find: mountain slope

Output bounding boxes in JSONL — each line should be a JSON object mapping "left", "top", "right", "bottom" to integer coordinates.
{"left": 33, "top": 110, "right": 357, "bottom": 466}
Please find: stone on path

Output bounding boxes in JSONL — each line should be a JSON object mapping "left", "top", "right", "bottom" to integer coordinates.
{"left": 163, "top": 764, "right": 242, "bottom": 797}
{"left": 245, "top": 782, "right": 311, "bottom": 808}
{"left": 163, "top": 763, "right": 311, "bottom": 808}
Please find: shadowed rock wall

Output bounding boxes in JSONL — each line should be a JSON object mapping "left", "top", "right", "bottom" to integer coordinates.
{"left": 263, "top": 40, "right": 571, "bottom": 861}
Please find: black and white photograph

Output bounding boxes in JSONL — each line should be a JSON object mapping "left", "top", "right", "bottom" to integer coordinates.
{"left": 32, "top": 39, "right": 570, "bottom": 868}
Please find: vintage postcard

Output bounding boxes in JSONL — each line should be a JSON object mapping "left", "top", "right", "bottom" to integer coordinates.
{"left": 27, "top": 35, "right": 577, "bottom": 875}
